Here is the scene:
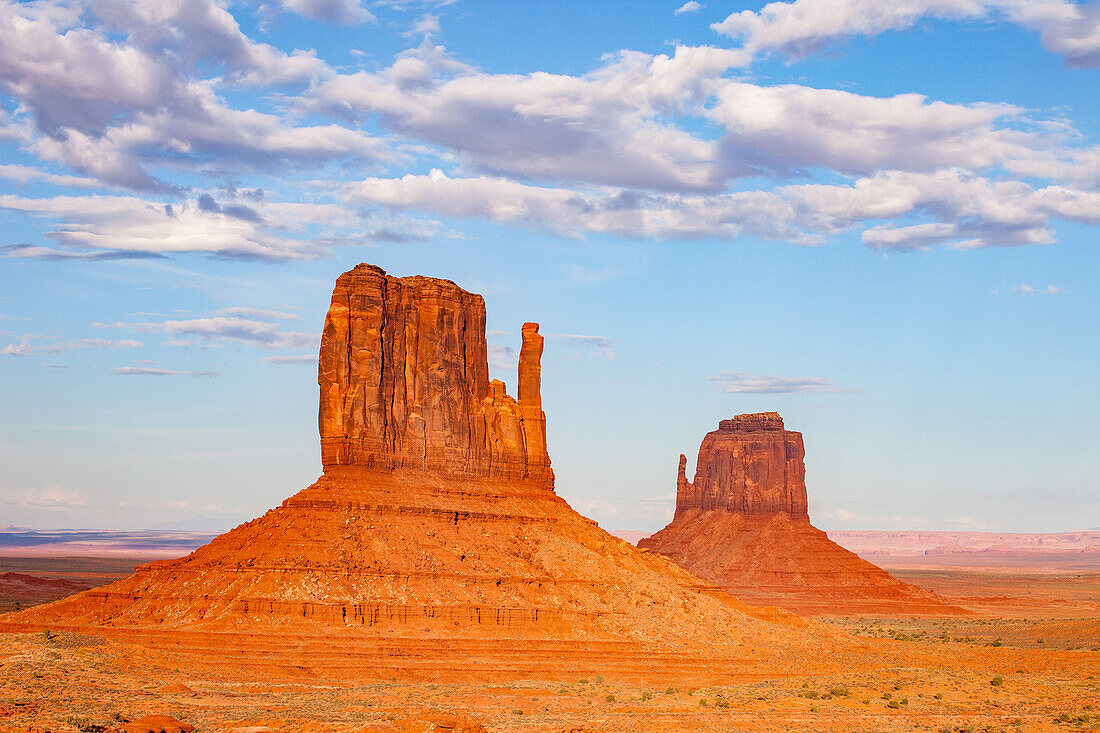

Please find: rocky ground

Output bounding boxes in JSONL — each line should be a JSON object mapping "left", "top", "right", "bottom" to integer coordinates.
{"left": 0, "top": 626, "right": 1097, "bottom": 732}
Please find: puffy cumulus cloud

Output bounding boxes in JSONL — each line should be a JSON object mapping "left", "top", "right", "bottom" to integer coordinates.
{"left": 115, "top": 316, "right": 318, "bottom": 349}
{"left": 675, "top": 1, "right": 705, "bottom": 15}
{"left": 706, "top": 84, "right": 1034, "bottom": 178}
{"left": 23, "top": 82, "right": 386, "bottom": 191}
{"left": 0, "top": 0, "right": 382, "bottom": 190}
{"left": 308, "top": 43, "right": 750, "bottom": 193}
{"left": 342, "top": 167, "right": 1100, "bottom": 250}
{"left": 273, "top": 0, "right": 376, "bottom": 25}
{"left": 712, "top": 0, "right": 1100, "bottom": 68}
{"left": 0, "top": 191, "right": 434, "bottom": 260}
{"left": 306, "top": 41, "right": 1093, "bottom": 200}
{"left": 0, "top": 193, "right": 325, "bottom": 259}
{"left": 707, "top": 371, "right": 856, "bottom": 393}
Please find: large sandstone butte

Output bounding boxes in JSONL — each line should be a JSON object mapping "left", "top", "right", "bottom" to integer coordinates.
{"left": 2, "top": 264, "right": 830, "bottom": 681}
{"left": 640, "top": 413, "right": 960, "bottom": 615}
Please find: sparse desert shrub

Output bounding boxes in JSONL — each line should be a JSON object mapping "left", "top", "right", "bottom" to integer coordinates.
{"left": 829, "top": 687, "right": 849, "bottom": 697}
{"left": 578, "top": 678, "right": 588, "bottom": 684}
{"left": 42, "top": 630, "right": 54, "bottom": 640}
{"left": 604, "top": 694, "right": 615, "bottom": 703}
{"left": 699, "top": 699, "right": 707, "bottom": 707}
{"left": 991, "top": 676, "right": 1004, "bottom": 686}
{"left": 882, "top": 692, "right": 893, "bottom": 700}
{"left": 887, "top": 701, "right": 901, "bottom": 709}
{"left": 900, "top": 697, "right": 909, "bottom": 705}
{"left": 715, "top": 698, "right": 730, "bottom": 708}
{"left": 640, "top": 691, "right": 653, "bottom": 701}
{"left": 934, "top": 693, "right": 943, "bottom": 700}
{"left": 511, "top": 708, "right": 523, "bottom": 716}
{"left": 664, "top": 687, "right": 677, "bottom": 695}
{"left": 594, "top": 675, "right": 604, "bottom": 684}
{"left": 110, "top": 712, "right": 127, "bottom": 723}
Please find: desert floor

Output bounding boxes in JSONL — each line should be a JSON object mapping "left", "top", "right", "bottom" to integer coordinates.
{"left": 1, "top": 556, "right": 1098, "bottom": 733}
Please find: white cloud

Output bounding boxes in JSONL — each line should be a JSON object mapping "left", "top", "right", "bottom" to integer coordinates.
{"left": 308, "top": 43, "right": 750, "bottom": 193}
{"left": 261, "top": 354, "right": 316, "bottom": 364}
{"left": 1, "top": 335, "right": 143, "bottom": 356}
{"left": 112, "top": 366, "right": 220, "bottom": 376}
{"left": 1015, "top": 283, "right": 1063, "bottom": 294}
{"left": 707, "top": 371, "right": 856, "bottom": 393}
{"left": 947, "top": 515, "right": 989, "bottom": 529}
{"left": 0, "top": 164, "right": 102, "bottom": 190}
{"left": 0, "top": 486, "right": 87, "bottom": 511}
{"left": 406, "top": 12, "right": 440, "bottom": 36}
{"left": 815, "top": 506, "right": 932, "bottom": 527}
{"left": 275, "top": 0, "right": 376, "bottom": 25}
{"left": 0, "top": 194, "right": 345, "bottom": 260}
{"left": 548, "top": 333, "right": 617, "bottom": 360}
{"left": 675, "top": 1, "right": 705, "bottom": 15}
{"left": 0, "top": 1, "right": 383, "bottom": 191}
{"left": 215, "top": 307, "right": 303, "bottom": 320}
{"left": 343, "top": 167, "right": 1099, "bottom": 250}
{"left": 712, "top": 0, "right": 1100, "bottom": 68}
{"left": 487, "top": 343, "right": 517, "bottom": 369}
{"left": 117, "top": 316, "right": 319, "bottom": 350}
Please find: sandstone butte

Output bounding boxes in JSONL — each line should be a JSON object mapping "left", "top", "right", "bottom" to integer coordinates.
{"left": 640, "top": 413, "right": 962, "bottom": 616}
{"left": 0, "top": 264, "right": 837, "bottom": 683}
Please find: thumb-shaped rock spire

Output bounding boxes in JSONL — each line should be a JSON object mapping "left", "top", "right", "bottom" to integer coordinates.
{"left": 317, "top": 263, "right": 552, "bottom": 487}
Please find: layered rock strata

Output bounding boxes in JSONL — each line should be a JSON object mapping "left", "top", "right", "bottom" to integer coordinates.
{"left": 642, "top": 413, "right": 960, "bottom": 616}
{"left": 2, "top": 265, "right": 827, "bottom": 681}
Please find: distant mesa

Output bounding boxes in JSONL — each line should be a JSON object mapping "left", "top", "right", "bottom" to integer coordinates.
{"left": 640, "top": 412, "right": 962, "bottom": 615}
{"left": 1, "top": 263, "right": 826, "bottom": 681}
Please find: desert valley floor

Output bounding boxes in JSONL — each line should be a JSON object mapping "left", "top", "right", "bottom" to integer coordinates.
{"left": 0, "top": 539, "right": 1097, "bottom": 733}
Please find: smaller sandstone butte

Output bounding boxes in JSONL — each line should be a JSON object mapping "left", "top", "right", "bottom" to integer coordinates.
{"left": 641, "top": 413, "right": 960, "bottom": 616}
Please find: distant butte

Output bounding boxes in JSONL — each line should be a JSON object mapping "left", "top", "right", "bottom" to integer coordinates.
{"left": 640, "top": 413, "right": 963, "bottom": 616}
{"left": 1, "top": 264, "right": 829, "bottom": 682}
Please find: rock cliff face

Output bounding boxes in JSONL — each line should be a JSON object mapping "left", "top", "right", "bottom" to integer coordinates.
{"left": 643, "top": 413, "right": 960, "bottom": 616}
{"left": 676, "top": 412, "right": 807, "bottom": 517}
{"left": 318, "top": 264, "right": 550, "bottom": 486}
{"left": 3, "top": 266, "right": 824, "bottom": 682}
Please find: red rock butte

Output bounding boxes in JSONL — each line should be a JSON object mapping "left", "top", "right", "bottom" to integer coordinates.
{"left": 0, "top": 264, "right": 830, "bottom": 682}
{"left": 640, "top": 413, "right": 962, "bottom": 616}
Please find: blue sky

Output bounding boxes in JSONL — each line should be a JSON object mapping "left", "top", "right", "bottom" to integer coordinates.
{"left": 0, "top": 0, "right": 1097, "bottom": 534}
